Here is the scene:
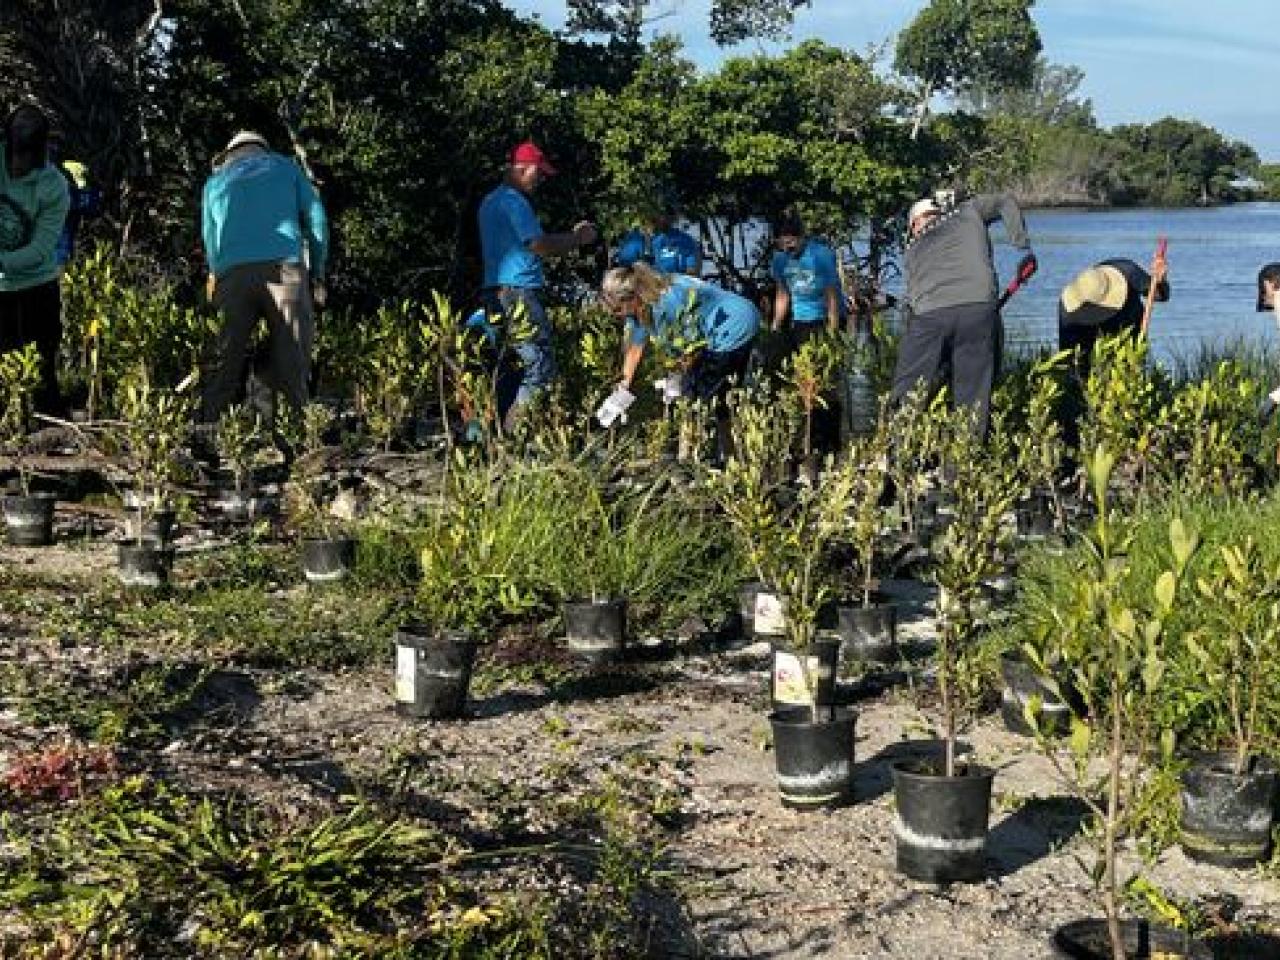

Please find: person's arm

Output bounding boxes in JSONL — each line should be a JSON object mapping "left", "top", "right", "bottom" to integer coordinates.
{"left": 680, "top": 232, "right": 703, "bottom": 276}
{"left": 972, "top": 193, "right": 1031, "bottom": 250}
{"left": 1115, "top": 260, "right": 1170, "bottom": 303}
{"left": 770, "top": 252, "right": 789, "bottom": 331}
{"left": 824, "top": 285, "right": 840, "bottom": 332}
{"left": 772, "top": 286, "right": 790, "bottom": 332}
{"left": 620, "top": 341, "right": 646, "bottom": 390}
{"left": 529, "top": 224, "right": 596, "bottom": 257}
{"left": 821, "top": 247, "right": 840, "bottom": 332}
{"left": 0, "top": 175, "right": 70, "bottom": 275}
{"left": 295, "top": 166, "right": 329, "bottom": 281}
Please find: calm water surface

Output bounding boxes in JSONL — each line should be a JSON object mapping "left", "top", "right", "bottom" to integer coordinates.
{"left": 988, "top": 203, "right": 1280, "bottom": 366}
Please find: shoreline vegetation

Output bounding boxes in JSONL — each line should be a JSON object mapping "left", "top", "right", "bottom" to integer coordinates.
{"left": 4, "top": 2, "right": 1269, "bottom": 307}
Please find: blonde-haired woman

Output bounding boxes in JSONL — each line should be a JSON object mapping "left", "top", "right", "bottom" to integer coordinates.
{"left": 601, "top": 262, "right": 759, "bottom": 402}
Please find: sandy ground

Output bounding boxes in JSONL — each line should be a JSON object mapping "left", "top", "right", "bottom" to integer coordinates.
{"left": 1, "top": 520, "right": 1278, "bottom": 959}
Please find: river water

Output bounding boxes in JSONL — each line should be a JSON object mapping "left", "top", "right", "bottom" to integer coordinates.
{"left": 986, "top": 203, "right": 1280, "bottom": 367}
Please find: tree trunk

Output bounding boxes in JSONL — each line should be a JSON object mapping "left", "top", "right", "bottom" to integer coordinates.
{"left": 1104, "top": 686, "right": 1124, "bottom": 960}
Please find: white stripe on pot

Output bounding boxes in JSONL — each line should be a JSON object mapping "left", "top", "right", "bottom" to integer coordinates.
{"left": 776, "top": 759, "right": 851, "bottom": 792}
{"left": 893, "top": 816, "right": 986, "bottom": 852}
{"left": 1000, "top": 689, "right": 1071, "bottom": 713}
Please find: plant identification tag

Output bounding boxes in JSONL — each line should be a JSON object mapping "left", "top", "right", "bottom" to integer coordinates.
{"left": 395, "top": 644, "right": 418, "bottom": 702}
{"left": 773, "top": 650, "right": 810, "bottom": 706}
{"left": 754, "top": 591, "right": 787, "bottom": 636}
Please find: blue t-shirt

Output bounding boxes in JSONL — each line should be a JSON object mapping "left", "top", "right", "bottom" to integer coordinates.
{"left": 201, "top": 153, "right": 328, "bottom": 279}
{"left": 770, "top": 239, "right": 842, "bottom": 324}
{"left": 478, "top": 184, "right": 544, "bottom": 288}
{"left": 615, "top": 227, "right": 701, "bottom": 275}
{"left": 631, "top": 276, "right": 759, "bottom": 355}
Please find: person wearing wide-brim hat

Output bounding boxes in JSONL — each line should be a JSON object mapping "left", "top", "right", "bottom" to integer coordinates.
{"left": 1057, "top": 257, "right": 1169, "bottom": 449}
{"left": 200, "top": 128, "right": 328, "bottom": 437}
{"left": 1058, "top": 258, "right": 1169, "bottom": 367}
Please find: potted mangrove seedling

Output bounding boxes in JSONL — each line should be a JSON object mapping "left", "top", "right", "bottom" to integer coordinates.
{"left": 555, "top": 473, "right": 641, "bottom": 664}
{"left": 835, "top": 427, "right": 897, "bottom": 667}
{"left": 781, "top": 333, "right": 842, "bottom": 486}
{"left": 885, "top": 385, "right": 947, "bottom": 551}
{"left": 115, "top": 381, "right": 192, "bottom": 588}
{"left": 1013, "top": 351, "right": 1070, "bottom": 538}
{"left": 722, "top": 386, "right": 797, "bottom": 646}
{"left": 1028, "top": 448, "right": 1203, "bottom": 960}
{"left": 282, "top": 403, "right": 356, "bottom": 585}
{"left": 357, "top": 299, "right": 422, "bottom": 452}
{"left": 1177, "top": 539, "right": 1280, "bottom": 867}
{"left": 212, "top": 402, "right": 268, "bottom": 523}
{"left": 0, "top": 344, "right": 55, "bottom": 546}
{"left": 709, "top": 436, "right": 860, "bottom": 809}
{"left": 891, "top": 406, "right": 1019, "bottom": 884}
{"left": 396, "top": 458, "right": 545, "bottom": 720}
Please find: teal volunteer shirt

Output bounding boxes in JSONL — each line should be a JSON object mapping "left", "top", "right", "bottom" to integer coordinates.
{"left": 770, "top": 239, "right": 843, "bottom": 324}
{"left": 201, "top": 152, "right": 328, "bottom": 279}
{"left": 478, "top": 184, "right": 545, "bottom": 289}
{"left": 0, "top": 146, "right": 70, "bottom": 292}
{"left": 631, "top": 276, "right": 759, "bottom": 355}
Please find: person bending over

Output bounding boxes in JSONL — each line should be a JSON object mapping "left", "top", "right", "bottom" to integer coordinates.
{"left": 891, "top": 192, "right": 1035, "bottom": 437}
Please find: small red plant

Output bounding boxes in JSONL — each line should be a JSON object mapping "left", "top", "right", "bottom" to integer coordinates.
{"left": 2, "top": 742, "right": 117, "bottom": 803}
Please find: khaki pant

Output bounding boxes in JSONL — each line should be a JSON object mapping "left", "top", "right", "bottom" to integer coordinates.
{"left": 202, "top": 259, "right": 312, "bottom": 422}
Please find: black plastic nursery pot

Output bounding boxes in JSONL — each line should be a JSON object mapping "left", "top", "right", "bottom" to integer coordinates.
{"left": 769, "top": 635, "right": 839, "bottom": 713}
{"left": 117, "top": 539, "right": 175, "bottom": 589}
{"left": 735, "top": 580, "right": 770, "bottom": 646}
{"left": 301, "top": 537, "right": 356, "bottom": 585}
{"left": 836, "top": 599, "right": 899, "bottom": 666}
{"left": 1016, "top": 489, "right": 1056, "bottom": 538}
{"left": 999, "top": 651, "right": 1073, "bottom": 737}
{"left": 1052, "top": 918, "right": 1211, "bottom": 960}
{"left": 563, "top": 597, "right": 627, "bottom": 663}
{"left": 125, "top": 508, "right": 177, "bottom": 546}
{"left": 3, "top": 492, "right": 55, "bottom": 546}
{"left": 212, "top": 486, "right": 276, "bottom": 525}
{"left": 1179, "top": 752, "right": 1278, "bottom": 867}
{"left": 769, "top": 706, "right": 857, "bottom": 810}
{"left": 394, "top": 625, "right": 478, "bottom": 720}
{"left": 891, "top": 760, "right": 995, "bottom": 883}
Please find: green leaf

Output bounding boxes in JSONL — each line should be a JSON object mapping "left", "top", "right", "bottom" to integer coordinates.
{"left": 1068, "top": 717, "right": 1090, "bottom": 762}
{"left": 1168, "top": 518, "right": 1198, "bottom": 567}
{"left": 1153, "top": 571, "right": 1176, "bottom": 613}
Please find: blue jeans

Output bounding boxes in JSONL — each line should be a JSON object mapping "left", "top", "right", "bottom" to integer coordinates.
{"left": 483, "top": 287, "right": 555, "bottom": 413}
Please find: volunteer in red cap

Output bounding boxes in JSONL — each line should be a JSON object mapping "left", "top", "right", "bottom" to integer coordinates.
{"left": 477, "top": 140, "right": 597, "bottom": 431}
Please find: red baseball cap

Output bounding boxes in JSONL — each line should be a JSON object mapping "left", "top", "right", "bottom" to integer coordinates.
{"left": 510, "top": 141, "right": 557, "bottom": 176}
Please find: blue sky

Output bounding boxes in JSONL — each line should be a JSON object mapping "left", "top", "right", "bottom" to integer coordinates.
{"left": 505, "top": 0, "right": 1280, "bottom": 161}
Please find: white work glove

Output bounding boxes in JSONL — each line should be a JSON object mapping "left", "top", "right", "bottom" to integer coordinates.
{"left": 595, "top": 385, "right": 636, "bottom": 428}
{"left": 654, "top": 375, "right": 683, "bottom": 404}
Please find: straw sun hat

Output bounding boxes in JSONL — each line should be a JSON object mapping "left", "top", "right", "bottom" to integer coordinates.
{"left": 1060, "top": 265, "right": 1128, "bottom": 327}
{"left": 215, "top": 130, "right": 269, "bottom": 168}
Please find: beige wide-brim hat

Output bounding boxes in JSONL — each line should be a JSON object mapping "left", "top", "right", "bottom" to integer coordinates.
{"left": 1060, "top": 265, "right": 1128, "bottom": 326}
{"left": 215, "top": 130, "right": 269, "bottom": 167}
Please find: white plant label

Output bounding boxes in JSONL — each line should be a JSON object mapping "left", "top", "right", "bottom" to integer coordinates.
{"left": 754, "top": 592, "right": 787, "bottom": 636}
{"left": 773, "top": 650, "right": 811, "bottom": 706}
{"left": 395, "top": 645, "right": 417, "bottom": 702}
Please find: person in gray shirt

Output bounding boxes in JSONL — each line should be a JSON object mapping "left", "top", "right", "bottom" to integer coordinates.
{"left": 891, "top": 192, "right": 1036, "bottom": 437}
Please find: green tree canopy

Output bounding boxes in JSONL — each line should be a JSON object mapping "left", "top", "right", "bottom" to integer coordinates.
{"left": 895, "top": 0, "right": 1041, "bottom": 138}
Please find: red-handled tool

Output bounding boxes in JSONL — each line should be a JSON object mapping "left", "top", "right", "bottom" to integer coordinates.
{"left": 997, "top": 253, "right": 1039, "bottom": 309}
{"left": 1140, "top": 237, "right": 1169, "bottom": 337}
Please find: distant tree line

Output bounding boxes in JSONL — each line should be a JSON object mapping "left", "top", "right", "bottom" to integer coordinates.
{"left": 0, "top": 0, "right": 1261, "bottom": 308}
